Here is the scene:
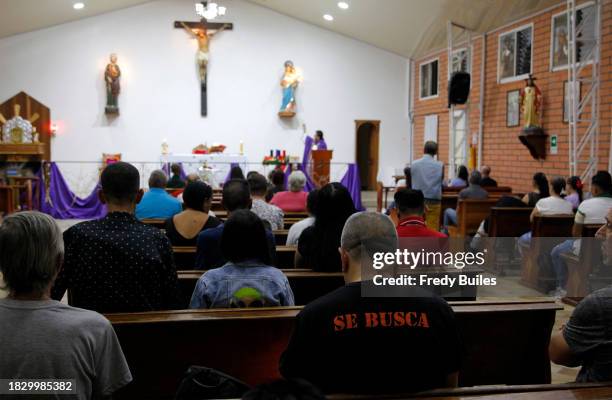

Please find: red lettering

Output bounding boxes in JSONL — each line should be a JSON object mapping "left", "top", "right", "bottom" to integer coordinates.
{"left": 406, "top": 311, "right": 416, "bottom": 327}
{"left": 333, "top": 315, "right": 345, "bottom": 331}
{"left": 346, "top": 313, "right": 358, "bottom": 329}
{"left": 380, "top": 312, "right": 392, "bottom": 327}
{"left": 417, "top": 312, "right": 430, "bottom": 328}
{"left": 393, "top": 312, "right": 405, "bottom": 327}
{"left": 365, "top": 312, "right": 379, "bottom": 328}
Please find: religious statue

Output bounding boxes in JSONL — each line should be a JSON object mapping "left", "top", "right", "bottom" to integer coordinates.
{"left": 180, "top": 21, "right": 228, "bottom": 83}
{"left": 104, "top": 53, "right": 121, "bottom": 115}
{"left": 520, "top": 75, "right": 543, "bottom": 129}
{"left": 279, "top": 60, "right": 302, "bottom": 118}
{"left": 518, "top": 75, "right": 547, "bottom": 160}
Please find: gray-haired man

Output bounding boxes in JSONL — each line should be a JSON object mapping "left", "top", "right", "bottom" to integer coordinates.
{"left": 0, "top": 211, "right": 132, "bottom": 399}
{"left": 280, "top": 211, "right": 462, "bottom": 394}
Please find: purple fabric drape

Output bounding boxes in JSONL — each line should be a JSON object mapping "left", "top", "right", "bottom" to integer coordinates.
{"left": 340, "top": 163, "right": 364, "bottom": 211}
{"left": 297, "top": 136, "right": 316, "bottom": 192}
{"left": 162, "top": 162, "right": 187, "bottom": 180}
{"left": 224, "top": 163, "right": 240, "bottom": 184}
{"left": 38, "top": 163, "right": 107, "bottom": 219}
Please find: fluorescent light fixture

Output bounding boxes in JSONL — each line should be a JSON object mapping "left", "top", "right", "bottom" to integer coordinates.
{"left": 323, "top": 14, "right": 334, "bottom": 21}
{"left": 337, "top": 2, "right": 349, "bottom": 10}
{"left": 73, "top": 2, "right": 85, "bottom": 10}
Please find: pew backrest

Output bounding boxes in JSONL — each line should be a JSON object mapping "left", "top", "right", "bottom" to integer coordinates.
{"left": 488, "top": 207, "right": 533, "bottom": 237}
{"left": 106, "top": 300, "right": 561, "bottom": 399}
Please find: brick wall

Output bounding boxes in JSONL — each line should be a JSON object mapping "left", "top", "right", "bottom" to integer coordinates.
{"left": 412, "top": 0, "right": 611, "bottom": 193}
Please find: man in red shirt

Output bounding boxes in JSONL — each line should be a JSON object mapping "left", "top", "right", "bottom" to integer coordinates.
{"left": 394, "top": 188, "right": 447, "bottom": 238}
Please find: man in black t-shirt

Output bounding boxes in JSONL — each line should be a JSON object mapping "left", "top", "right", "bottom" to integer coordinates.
{"left": 280, "top": 212, "right": 463, "bottom": 394}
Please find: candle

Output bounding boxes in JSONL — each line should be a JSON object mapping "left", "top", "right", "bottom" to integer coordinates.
{"left": 239, "top": 140, "right": 244, "bottom": 155}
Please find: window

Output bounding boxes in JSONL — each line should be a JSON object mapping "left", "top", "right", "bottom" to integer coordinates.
{"left": 498, "top": 25, "right": 533, "bottom": 82}
{"left": 420, "top": 59, "right": 439, "bottom": 99}
{"left": 551, "top": 3, "right": 596, "bottom": 70}
{"left": 451, "top": 48, "right": 469, "bottom": 74}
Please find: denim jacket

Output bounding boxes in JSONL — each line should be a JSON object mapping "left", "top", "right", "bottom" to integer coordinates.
{"left": 189, "top": 261, "right": 295, "bottom": 308}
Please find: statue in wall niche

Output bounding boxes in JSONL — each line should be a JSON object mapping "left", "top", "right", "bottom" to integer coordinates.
{"left": 279, "top": 60, "right": 302, "bottom": 118}
{"left": 105, "top": 53, "right": 121, "bottom": 115}
{"left": 520, "top": 75, "right": 543, "bottom": 130}
{"left": 518, "top": 75, "right": 547, "bottom": 160}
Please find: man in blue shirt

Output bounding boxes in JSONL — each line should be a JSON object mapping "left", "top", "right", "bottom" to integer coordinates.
{"left": 195, "top": 179, "right": 277, "bottom": 270}
{"left": 135, "top": 170, "right": 182, "bottom": 220}
{"left": 410, "top": 141, "right": 444, "bottom": 231}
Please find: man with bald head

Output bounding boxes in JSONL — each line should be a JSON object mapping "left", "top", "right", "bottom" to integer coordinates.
{"left": 280, "top": 212, "right": 462, "bottom": 394}
{"left": 480, "top": 165, "right": 497, "bottom": 187}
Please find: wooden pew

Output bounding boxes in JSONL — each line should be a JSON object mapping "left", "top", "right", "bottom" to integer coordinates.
{"left": 328, "top": 383, "right": 612, "bottom": 399}
{"left": 520, "top": 215, "right": 575, "bottom": 292}
{"left": 173, "top": 245, "right": 297, "bottom": 269}
{"left": 107, "top": 300, "right": 561, "bottom": 399}
{"left": 447, "top": 199, "right": 499, "bottom": 237}
{"left": 274, "top": 229, "right": 289, "bottom": 246}
{"left": 177, "top": 269, "right": 344, "bottom": 307}
{"left": 140, "top": 218, "right": 166, "bottom": 229}
{"left": 563, "top": 224, "right": 603, "bottom": 302}
{"left": 0, "top": 185, "right": 16, "bottom": 216}
{"left": 486, "top": 207, "right": 533, "bottom": 274}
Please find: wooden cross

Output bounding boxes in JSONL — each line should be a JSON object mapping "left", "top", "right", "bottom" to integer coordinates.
{"left": 174, "top": 7, "right": 233, "bottom": 117}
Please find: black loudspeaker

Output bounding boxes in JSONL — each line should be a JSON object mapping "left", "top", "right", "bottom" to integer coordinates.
{"left": 448, "top": 72, "right": 471, "bottom": 107}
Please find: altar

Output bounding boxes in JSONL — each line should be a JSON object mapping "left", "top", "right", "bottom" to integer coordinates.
{"left": 160, "top": 153, "right": 248, "bottom": 188}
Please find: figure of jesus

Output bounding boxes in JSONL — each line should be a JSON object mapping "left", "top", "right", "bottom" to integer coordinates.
{"left": 520, "top": 76, "right": 542, "bottom": 128}
{"left": 180, "top": 21, "right": 228, "bottom": 83}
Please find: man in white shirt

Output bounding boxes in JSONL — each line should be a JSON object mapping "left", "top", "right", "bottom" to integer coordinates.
{"left": 286, "top": 189, "right": 318, "bottom": 245}
{"left": 550, "top": 171, "right": 612, "bottom": 297}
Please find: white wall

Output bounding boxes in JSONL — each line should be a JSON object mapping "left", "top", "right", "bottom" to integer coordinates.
{"left": 0, "top": 0, "right": 410, "bottom": 177}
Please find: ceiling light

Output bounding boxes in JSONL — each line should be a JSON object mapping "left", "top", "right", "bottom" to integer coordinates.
{"left": 73, "top": 2, "right": 85, "bottom": 10}
{"left": 337, "top": 2, "right": 349, "bottom": 10}
{"left": 323, "top": 14, "right": 334, "bottom": 21}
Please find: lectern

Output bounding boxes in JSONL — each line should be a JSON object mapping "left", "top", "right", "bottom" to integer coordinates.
{"left": 310, "top": 150, "right": 333, "bottom": 188}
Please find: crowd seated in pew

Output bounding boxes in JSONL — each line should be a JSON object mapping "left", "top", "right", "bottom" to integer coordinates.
{"left": 443, "top": 171, "right": 489, "bottom": 229}
{"left": 548, "top": 171, "right": 612, "bottom": 298}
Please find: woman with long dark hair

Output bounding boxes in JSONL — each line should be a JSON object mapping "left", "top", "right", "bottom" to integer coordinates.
{"left": 448, "top": 165, "right": 468, "bottom": 188}
{"left": 189, "top": 210, "right": 294, "bottom": 308}
{"left": 522, "top": 172, "right": 549, "bottom": 207}
{"left": 296, "top": 183, "right": 356, "bottom": 271}
{"left": 565, "top": 176, "right": 583, "bottom": 210}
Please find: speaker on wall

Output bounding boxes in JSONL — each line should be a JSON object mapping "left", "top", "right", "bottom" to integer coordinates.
{"left": 448, "top": 72, "right": 471, "bottom": 107}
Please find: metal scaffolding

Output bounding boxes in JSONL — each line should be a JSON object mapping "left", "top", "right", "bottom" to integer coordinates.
{"left": 447, "top": 21, "right": 476, "bottom": 179}
{"left": 567, "top": 0, "right": 601, "bottom": 184}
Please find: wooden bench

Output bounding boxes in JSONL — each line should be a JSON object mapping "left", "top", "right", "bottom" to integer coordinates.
{"left": 486, "top": 207, "right": 533, "bottom": 274}
{"left": 177, "top": 269, "right": 344, "bottom": 307}
{"left": 520, "top": 215, "right": 575, "bottom": 292}
{"left": 0, "top": 185, "right": 16, "bottom": 216}
{"left": 274, "top": 229, "right": 289, "bottom": 245}
{"left": 173, "top": 245, "right": 297, "bottom": 269}
{"left": 447, "top": 199, "right": 499, "bottom": 237}
{"left": 107, "top": 300, "right": 561, "bottom": 399}
{"left": 328, "top": 383, "right": 612, "bottom": 399}
{"left": 562, "top": 224, "right": 603, "bottom": 302}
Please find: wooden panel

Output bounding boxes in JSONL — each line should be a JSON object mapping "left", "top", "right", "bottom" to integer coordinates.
{"left": 107, "top": 300, "right": 561, "bottom": 399}
{"left": 178, "top": 269, "right": 345, "bottom": 307}
{"left": 0, "top": 185, "right": 15, "bottom": 216}
{"left": 564, "top": 224, "right": 603, "bottom": 299}
{"left": 328, "top": 383, "right": 612, "bottom": 399}
{"left": 448, "top": 199, "right": 499, "bottom": 237}
{"left": 520, "top": 215, "right": 575, "bottom": 292}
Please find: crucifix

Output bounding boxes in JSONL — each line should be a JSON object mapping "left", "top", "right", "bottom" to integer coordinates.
{"left": 174, "top": 2, "right": 233, "bottom": 117}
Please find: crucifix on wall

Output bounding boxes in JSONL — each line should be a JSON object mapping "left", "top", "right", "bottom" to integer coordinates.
{"left": 174, "top": 2, "right": 233, "bottom": 117}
